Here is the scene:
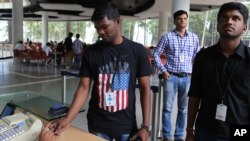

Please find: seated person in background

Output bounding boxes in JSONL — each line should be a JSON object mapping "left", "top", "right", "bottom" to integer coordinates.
{"left": 57, "top": 42, "right": 65, "bottom": 53}
{"left": 14, "top": 41, "right": 25, "bottom": 50}
{"left": 26, "top": 41, "right": 33, "bottom": 50}
{"left": 43, "top": 42, "right": 53, "bottom": 57}
{"left": 42, "top": 42, "right": 53, "bottom": 65}
{"left": 55, "top": 42, "right": 65, "bottom": 65}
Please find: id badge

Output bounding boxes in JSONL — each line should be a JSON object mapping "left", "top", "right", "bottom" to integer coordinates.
{"left": 179, "top": 55, "right": 185, "bottom": 62}
{"left": 104, "top": 92, "right": 116, "bottom": 106}
{"left": 215, "top": 104, "right": 227, "bottom": 121}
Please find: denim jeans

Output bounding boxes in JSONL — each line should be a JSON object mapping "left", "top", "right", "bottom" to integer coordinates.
{"left": 162, "top": 75, "right": 190, "bottom": 140}
{"left": 89, "top": 130, "right": 130, "bottom": 141}
{"left": 195, "top": 127, "right": 229, "bottom": 141}
{"left": 74, "top": 54, "right": 81, "bottom": 66}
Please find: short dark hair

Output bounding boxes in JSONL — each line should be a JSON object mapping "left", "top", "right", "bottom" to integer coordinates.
{"left": 76, "top": 33, "right": 80, "bottom": 38}
{"left": 173, "top": 10, "right": 188, "bottom": 20}
{"left": 69, "top": 32, "right": 73, "bottom": 36}
{"left": 91, "top": 2, "right": 120, "bottom": 22}
{"left": 217, "top": 2, "right": 249, "bottom": 24}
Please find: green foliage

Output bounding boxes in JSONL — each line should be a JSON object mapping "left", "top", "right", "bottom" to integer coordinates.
{"left": 146, "top": 18, "right": 159, "bottom": 45}
{"left": 188, "top": 9, "right": 220, "bottom": 47}
{"left": 24, "top": 21, "right": 42, "bottom": 41}
{"left": 48, "top": 22, "right": 66, "bottom": 42}
{"left": 123, "top": 19, "right": 136, "bottom": 40}
{"left": 71, "top": 21, "right": 87, "bottom": 39}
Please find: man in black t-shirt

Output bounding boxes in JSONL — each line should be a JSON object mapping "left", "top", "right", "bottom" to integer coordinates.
{"left": 186, "top": 2, "right": 250, "bottom": 141}
{"left": 50, "top": 3, "right": 152, "bottom": 141}
{"left": 64, "top": 32, "right": 74, "bottom": 66}
{"left": 64, "top": 32, "right": 73, "bottom": 52}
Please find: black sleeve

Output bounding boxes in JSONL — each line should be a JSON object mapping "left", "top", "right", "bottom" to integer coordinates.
{"left": 136, "top": 44, "right": 153, "bottom": 77}
{"left": 188, "top": 50, "right": 205, "bottom": 98}
{"left": 79, "top": 50, "right": 91, "bottom": 78}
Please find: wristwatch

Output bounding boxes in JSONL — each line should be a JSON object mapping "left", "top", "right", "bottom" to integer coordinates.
{"left": 141, "top": 124, "right": 151, "bottom": 136}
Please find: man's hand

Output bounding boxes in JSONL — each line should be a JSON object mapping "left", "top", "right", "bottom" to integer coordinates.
{"left": 49, "top": 118, "right": 71, "bottom": 135}
{"left": 130, "top": 128, "right": 150, "bottom": 141}
{"left": 39, "top": 123, "right": 56, "bottom": 141}
{"left": 163, "top": 72, "right": 171, "bottom": 80}
{"left": 185, "top": 132, "right": 195, "bottom": 141}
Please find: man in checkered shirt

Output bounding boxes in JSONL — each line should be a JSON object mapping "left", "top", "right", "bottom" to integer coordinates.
{"left": 153, "top": 10, "right": 200, "bottom": 141}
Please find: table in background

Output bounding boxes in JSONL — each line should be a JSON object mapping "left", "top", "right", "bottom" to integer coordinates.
{"left": 52, "top": 51, "right": 63, "bottom": 66}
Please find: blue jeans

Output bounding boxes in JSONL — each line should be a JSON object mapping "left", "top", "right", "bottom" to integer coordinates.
{"left": 89, "top": 130, "right": 130, "bottom": 141}
{"left": 195, "top": 127, "right": 229, "bottom": 141}
{"left": 162, "top": 75, "right": 190, "bottom": 139}
{"left": 74, "top": 54, "right": 81, "bottom": 66}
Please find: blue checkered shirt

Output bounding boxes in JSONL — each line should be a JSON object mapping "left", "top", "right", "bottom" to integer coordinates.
{"left": 153, "top": 29, "right": 200, "bottom": 73}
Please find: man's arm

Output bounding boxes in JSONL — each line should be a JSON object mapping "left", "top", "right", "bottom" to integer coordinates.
{"left": 51, "top": 77, "right": 91, "bottom": 135}
{"left": 65, "top": 77, "right": 91, "bottom": 122}
{"left": 130, "top": 76, "right": 151, "bottom": 141}
{"left": 139, "top": 76, "right": 151, "bottom": 129}
{"left": 153, "top": 35, "right": 172, "bottom": 80}
{"left": 153, "top": 35, "right": 168, "bottom": 73}
{"left": 185, "top": 97, "right": 200, "bottom": 141}
{"left": 186, "top": 49, "right": 203, "bottom": 141}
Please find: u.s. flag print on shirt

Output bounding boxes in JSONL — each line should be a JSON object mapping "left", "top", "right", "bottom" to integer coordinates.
{"left": 97, "top": 73, "right": 129, "bottom": 112}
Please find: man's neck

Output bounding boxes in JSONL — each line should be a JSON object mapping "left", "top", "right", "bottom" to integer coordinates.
{"left": 219, "top": 38, "right": 240, "bottom": 57}
{"left": 112, "top": 36, "right": 123, "bottom": 45}
{"left": 176, "top": 28, "right": 186, "bottom": 37}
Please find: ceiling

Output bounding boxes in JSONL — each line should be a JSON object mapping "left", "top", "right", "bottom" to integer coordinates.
{"left": 0, "top": 0, "right": 245, "bottom": 21}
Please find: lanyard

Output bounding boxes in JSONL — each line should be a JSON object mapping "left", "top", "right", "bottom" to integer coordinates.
{"left": 215, "top": 58, "right": 239, "bottom": 104}
{"left": 177, "top": 35, "right": 186, "bottom": 53}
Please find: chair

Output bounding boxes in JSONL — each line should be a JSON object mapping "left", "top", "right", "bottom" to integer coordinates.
{"left": 19, "top": 50, "right": 29, "bottom": 63}
{"left": 13, "top": 50, "right": 20, "bottom": 58}
{"left": 28, "top": 49, "right": 39, "bottom": 64}
{"left": 38, "top": 50, "right": 49, "bottom": 66}
{"left": 13, "top": 50, "right": 22, "bottom": 63}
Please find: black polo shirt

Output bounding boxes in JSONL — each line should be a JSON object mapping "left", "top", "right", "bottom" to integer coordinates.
{"left": 188, "top": 42, "right": 250, "bottom": 138}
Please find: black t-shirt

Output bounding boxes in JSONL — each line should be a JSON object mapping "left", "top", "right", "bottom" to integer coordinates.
{"left": 188, "top": 42, "right": 250, "bottom": 138}
{"left": 64, "top": 37, "right": 73, "bottom": 51}
{"left": 79, "top": 37, "right": 152, "bottom": 137}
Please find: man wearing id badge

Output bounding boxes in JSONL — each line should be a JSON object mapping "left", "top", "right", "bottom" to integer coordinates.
{"left": 186, "top": 2, "right": 250, "bottom": 141}
{"left": 49, "top": 2, "right": 152, "bottom": 141}
{"left": 154, "top": 10, "right": 200, "bottom": 141}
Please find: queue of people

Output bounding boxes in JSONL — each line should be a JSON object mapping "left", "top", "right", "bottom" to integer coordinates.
{"left": 31, "top": 1, "right": 250, "bottom": 141}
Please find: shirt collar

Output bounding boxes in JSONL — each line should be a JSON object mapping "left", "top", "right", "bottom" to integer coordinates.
{"left": 173, "top": 28, "right": 188, "bottom": 36}
{"left": 215, "top": 41, "right": 246, "bottom": 59}
{"left": 235, "top": 41, "right": 246, "bottom": 59}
